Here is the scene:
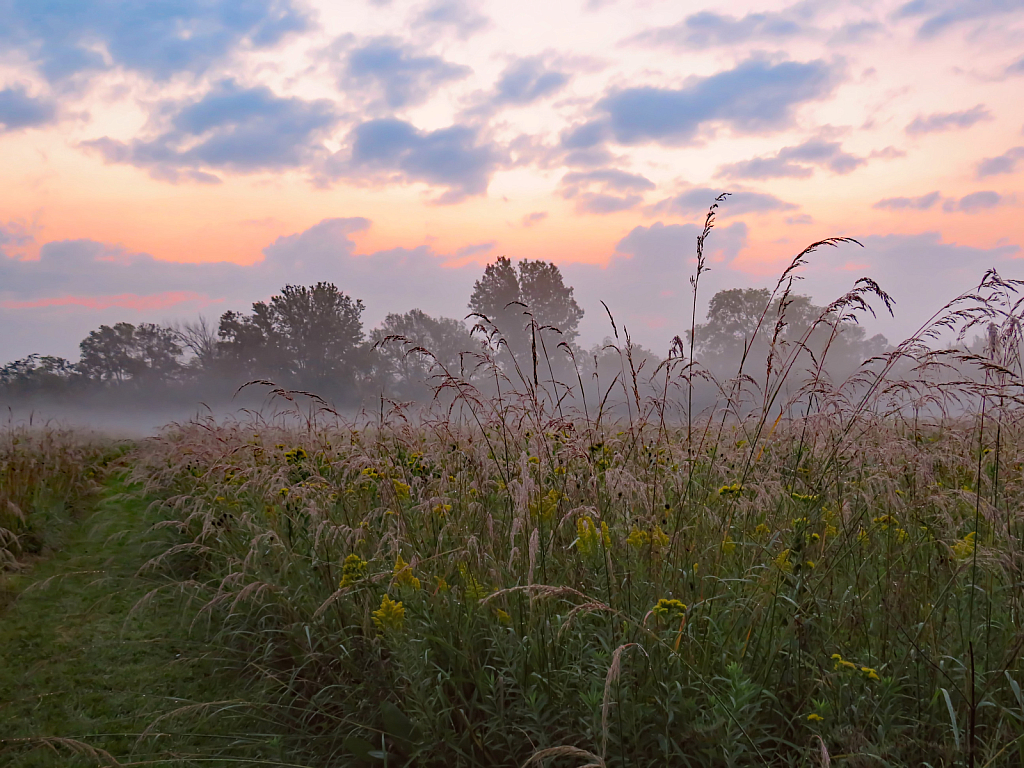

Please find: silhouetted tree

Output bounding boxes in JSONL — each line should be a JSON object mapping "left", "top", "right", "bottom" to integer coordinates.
{"left": 370, "top": 309, "right": 481, "bottom": 397}
{"left": 468, "top": 257, "right": 583, "bottom": 377}
{"left": 691, "top": 288, "right": 889, "bottom": 378}
{"left": 77, "top": 322, "right": 182, "bottom": 384}
{"left": 0, "top": 355, "right": 79, "bottom": 396}
{"left": 218, "top": 282, "right": 366, "bottom": 391}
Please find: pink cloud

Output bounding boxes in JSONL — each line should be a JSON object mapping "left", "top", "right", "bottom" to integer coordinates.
{"left": 0, "top": 291, "right": 219, "bottom": 311}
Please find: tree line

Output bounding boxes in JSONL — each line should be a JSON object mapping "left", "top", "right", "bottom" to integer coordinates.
{"left": 1, "top": 257, "right": 890, "bottom": 404}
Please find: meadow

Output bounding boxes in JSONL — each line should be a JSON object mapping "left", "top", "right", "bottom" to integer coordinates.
{"left": 3, "top": 239, "right": 1024, "bottom": 767}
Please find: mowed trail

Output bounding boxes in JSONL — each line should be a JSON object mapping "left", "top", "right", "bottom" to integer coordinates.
{"left": 0, "top": 477, "right": 294, "bottom": 768}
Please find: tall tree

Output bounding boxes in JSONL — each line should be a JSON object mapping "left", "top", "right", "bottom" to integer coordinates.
{"left": 370, "top": 309, "right": 481, "bottom": 397}
{"left": 468, "top": 257, "right": 583, "bottom": 375}
{"left": 218, "top": 282, "right": 366, "bottom": 390}
{"left": 77, "top": 322, "right": 182, "bottom": 384}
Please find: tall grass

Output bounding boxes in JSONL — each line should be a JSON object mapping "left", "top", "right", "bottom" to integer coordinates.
{"left": 0, "top": 420, "right": 109, "bottom": 570}
{"left": 130, "top": 224, "right": 1024, "bottom": 766}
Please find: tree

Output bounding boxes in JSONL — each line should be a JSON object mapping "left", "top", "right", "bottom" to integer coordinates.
{"left": 77, "top": 322, "right": 182, "bottom": 384}
{"left": 468, "top": 257, "right": 583, "bottom": 375}
{"left": 690, "top": 288, "right": 889, "bottom": 378}
{"left": 370, "top": 309, "right": 481, "bottom": 397}
{"left": 0, "top": 354, "right": 79, "bottom": 397}
{"left": 218, "top": 282, "right": 366, "bottom": 390}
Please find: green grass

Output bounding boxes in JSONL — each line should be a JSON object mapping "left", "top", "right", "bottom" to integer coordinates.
{"left": 0, "top": 476, "right": 301, "bottom": 768}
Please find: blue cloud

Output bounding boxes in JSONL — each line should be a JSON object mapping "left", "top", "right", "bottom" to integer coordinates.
{"left": 873, "top": 191, "right": 942, "bottom": 210}
{"left": 0, "top": 0, "right": 309, "bottom": 84}
{"left": 628, "top": 8, "right": 806, "bottom": 49}
{"left": 1009, "top": 55, "right": 1024, "bottom": 75}
{"left": 651, "top": 188, "right": 798, "bottom": 216}
{"left": 717, "top": 138, "right": 865, "bottom": 180}
{"left": 412, "top": 0, "right": 490, "bottom": 40}
{"left": 905, "top": 104, "right": 991, "bottom": 135}
{"left": 344, "top": 38, "right": 470, "bottom": 109}
{"left": 560, "top": 168, "right": 655, "bottom": 214}
{"left": 943, "top": 191, "right": 1005, "bottom": 213}
{"left": 895, "top": 0, "right": 1024, "bottom": 38}
{"left": 977, "top": 147, "right": 1024, "bottom": 177}
{"left": 81, "top": 80, "right": 339, "bottom": 180}
{"left": 0, "top": 86, "right": 57, "bottom": 131}
{"left": 344, "top": 118, "right": 497, "bottom": 203}
{"left": 493, "top": 58, "right": 569, "bottom": 106}
{"left": 593, "top": 58, "right": 837, "bottom": 146}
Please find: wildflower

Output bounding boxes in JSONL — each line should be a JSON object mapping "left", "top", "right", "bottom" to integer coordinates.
{"left": 463, "top": 573, "right": 489, "bottom": 601}
{"left": 360, "top": 467, "right": 379, "bottom": 479}
{"left": 718, "top": 483, "right": 743, "bottom": 497}
{"left": 895, "top": 528, "right": 909, "bottom": 544}
{"left": 692, "top": 562, "right": 699, "bottom": 573}
{"left": 825, "top": 524, "right": 838, "bottom": 539}
{"left": 652, "top": 598, "right": 687, "bottom": 622}
{"left": 528, "top": 456, "right": 540, "bottom": 465}
{"left": 775, "top": 549, "right": 793, "bottom": 573}
{"left": 627, "top": 526, "right": 650, "bottom": 549}
{"left": 495, "top": 609, "right": 512, "bottom": 625}
{"left": 600, "top": 521, "right": 611, "bottom": 549}
{"left": 554, "top": 466, "right": 567, "bottom": 475}
{"left": 279, "top": 487, "right": 290, "bottom": 497}
{"left": 651, "top": 525, "right": 670, "bottom": 550}
{"left": 435, "top": 576, "right": 449, "bottom": 592}
{"left": 432, "top": 503, "right": 452, "bottom": 517}
{"left": 529, "top": 489, "right": 561, "bottom": 522}
{"left": 284, "top": 447, "right": 308, "bottom": 465}
{"left": 791, "top": 492, "right": 818, "bottom": 502}
{"left": 832, "top": 654, "right": 857, "bottom": 671}
{"left": 393, "top": 555, "right": 421, "bottom": 590}
{"left": 860, "top": 666, "right": 880, "bottom": 681}
{"left": 792, "top": 517, "right": 809, "bottom": 528}
{"left": 721, "top": 534, "right": 736, "bottom": 555}
{"left": 807, "top": 714, "right": 824, "bottom": 722}
{"left": 952, "top": 531, "right": 976, "bottom": 560}
{"left": 372, "top": 594, "right": 405, "bottom": 632}
{"left": 339, "top": 554, "right": 367, "bottom": 588}
{"left": 872, "top": 514, "right": 896, "bottom": 530}
{"left": 576, "top": 517, "right": 599, "bottom": 557}
{"left": 392, "top": 480, "right": 411, "bottom": 500}
{"left": 857, "top": 529, "right": 870, "bottom": 546}
{"left": 807, "top": 532, "right": 821, "bottom": 544}
{"left": 754, "top": 523, "right": 771, "bottom": 540}
{"left": 805, "top": 560, "right": 815, "bottom": 569}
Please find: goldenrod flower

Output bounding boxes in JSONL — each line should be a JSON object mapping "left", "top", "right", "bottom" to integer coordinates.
{"left": 393, "top": 554, "right": 421, "bottom": 590}
{"left": 721, "top": 534, "right": 736, "bottom": 555}
{"left": 952, "top": 531, "right": 976, "bottom": 560}
{"left": 861, "top": 666, "right": 880, "bottom": 681}
{"left": 718, "top": 483, "right": 743, "bottom": 496}
{"left": 807, "top": 714, "right": 824, "bottom": 722}
{"left": 774, "top": 549, "right": 793, "bottom": 573}
{"left": 652, "top": 598, "right": 686, "bottom": 621}
{"left": 495, "top": 609, "right": 512, "bottom": 625}
{"left": 372, "top": 594, "right": 405, "bottom": 632}
{"left": 651, "top": 525, "right": 670, "bottom": 550}
{"left": 576, "top": 517, "right": 599, "bottom": 557}
{"left": 339, "top": 554, "right": 367, "bottom": 588}
{"left": 392, "top": 480, "right": 411, "bottom": 500}
{"left": 627, "top": 526, "right": 650, "bottom": 549}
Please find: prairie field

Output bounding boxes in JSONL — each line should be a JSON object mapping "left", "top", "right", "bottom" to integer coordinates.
{"left": 4, "top": 265, "right": 1024, "bottom": 768}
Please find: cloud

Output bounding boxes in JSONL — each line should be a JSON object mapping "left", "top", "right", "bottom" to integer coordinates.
{"left": 628, "top": 8, "right": 808, "bottom": 50}
{"left": 0, "top": 86, "right": 58, "bottom": 132}
{"left": 0, "top": 0, "right": 309, "bottom": 84}
{"left": 873, "top": 191, "right": 942, "bottom": 210}
{"left": 412, "top": 0, "right": 490, "bottom": 40}
{"left": 563, "top": 220, "right": 750, "bottom": 345}
{"left": 942, "top": 190, "right": 1005, "bottom": 213}
{"left": 339, "top": 118, "right": 498, "bottom": 202}
{"left": 341, "top": 38, "right": 470, "bottom": 109}
{"left": 521, "top": 212, "right": 548, "bottom": 227}
{"left": 559, "top": 168, "right": 655, "bottom": 214}
{"left": 591, "top": 57, "right": 838, "bottom": 146}
{"left": 717, "top": 138, "right": 865, "bottom": 180}
{"left": 1009, "top": 56, "right": 1024, "bottom": 75}
{"left": 492, "top": 57, "right": 570, "bottom": 106}
{"left": 80, "top": 80, "right": 339, "bottom": 180}
{"left": 905, "top": 104, "right": 991, "bottom": 135}
{"left": 0, "top": 221, "right": 34, "bottom": 256}
{"left": 650, "top": 188, "right": 798, "bottom": 217}
{"left": 895, "top": 0, "right": 1024, "bottom": 39}
{"left": 977, "top": 146, "right": 1024, "bottom": 177}
{"left": 454, "top": 241, "right": 496, "bottom": 258}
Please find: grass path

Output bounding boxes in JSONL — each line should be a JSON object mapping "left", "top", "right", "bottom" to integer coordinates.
{"left": 0, "top": 476, "right": 296, "bottom": 768}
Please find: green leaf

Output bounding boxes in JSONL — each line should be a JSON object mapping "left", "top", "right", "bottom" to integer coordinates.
{"left": 343, "top": 736, "right": 382, "bottom": 762}
{"left": 941, "top": 688, "right": 960, "bottom": 751}
{"left": 381, "top": 700, "right": 417, "bottom": 742}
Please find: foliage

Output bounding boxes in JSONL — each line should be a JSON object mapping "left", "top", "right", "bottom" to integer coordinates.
{"left": 77, "top": 321, "right": 183, "bottom": 383}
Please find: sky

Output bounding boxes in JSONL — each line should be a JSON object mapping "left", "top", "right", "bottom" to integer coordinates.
{"left": 1, "top": 0, "right": 1023, "bottom": 361}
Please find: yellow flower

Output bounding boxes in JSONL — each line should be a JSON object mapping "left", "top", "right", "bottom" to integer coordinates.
{"left": 754, "top": 523, "right": 771, "bottom": 540}
{"left": 774, "top": 549, "right": 793, "bottom": 573}
{"left": 721, "top": 535, "right": 736, "bottom": 555}
{"left": 392, "top": 480, "right": 411, "bottom": 500}
{"left": 284, "top": 447, "right": 308, "bottom": 465}
{"left": 393, "top": 554, "right": 421, "bottom": 590}
{"left": 861, "top": 666, "right": 880, "bottom": 681}
{"left": 807, "top": 714, "right": 824, "bottom": 722}
{"left": 791, "top": 492, "right": 818, "bottom": 502}
{"left": 339, "top": 554, "right": 367, "bottom": 588}
{"left": 651, "top": 525, "right": 670, "bottom": 550}
{"left": 652, "top": 598, "right": 687, "bottom": 621}
{"left": 495, "top": 609, "right": 512, "bottom": 625}
{"left": 627, "top": 526, "right": 650, "bottom": 549}
{"left": 432, "top": 503, "right": 452, "bottom": 517}
{"left": 952, "top": 531, "right": 976, "bottom": 560}
{"left": 718, "top": 483, "right": 743, "bottom": 497}
{"left": 372, "top": 594, "right": 405, "bottom": 632}
{"left": 600, "top": 521, "right": 611, "bottom": 548}
{"left": 528, "top": 456, "right": 540, "bottom": 465}
{"left": 435, "top": 576, "right": 449, "bottom": 592}
{"left": 576, "top": 516, "right": 599, "bottom": 557}
{"left": 529, "top": 489, "right": 561, "bottom": 522}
